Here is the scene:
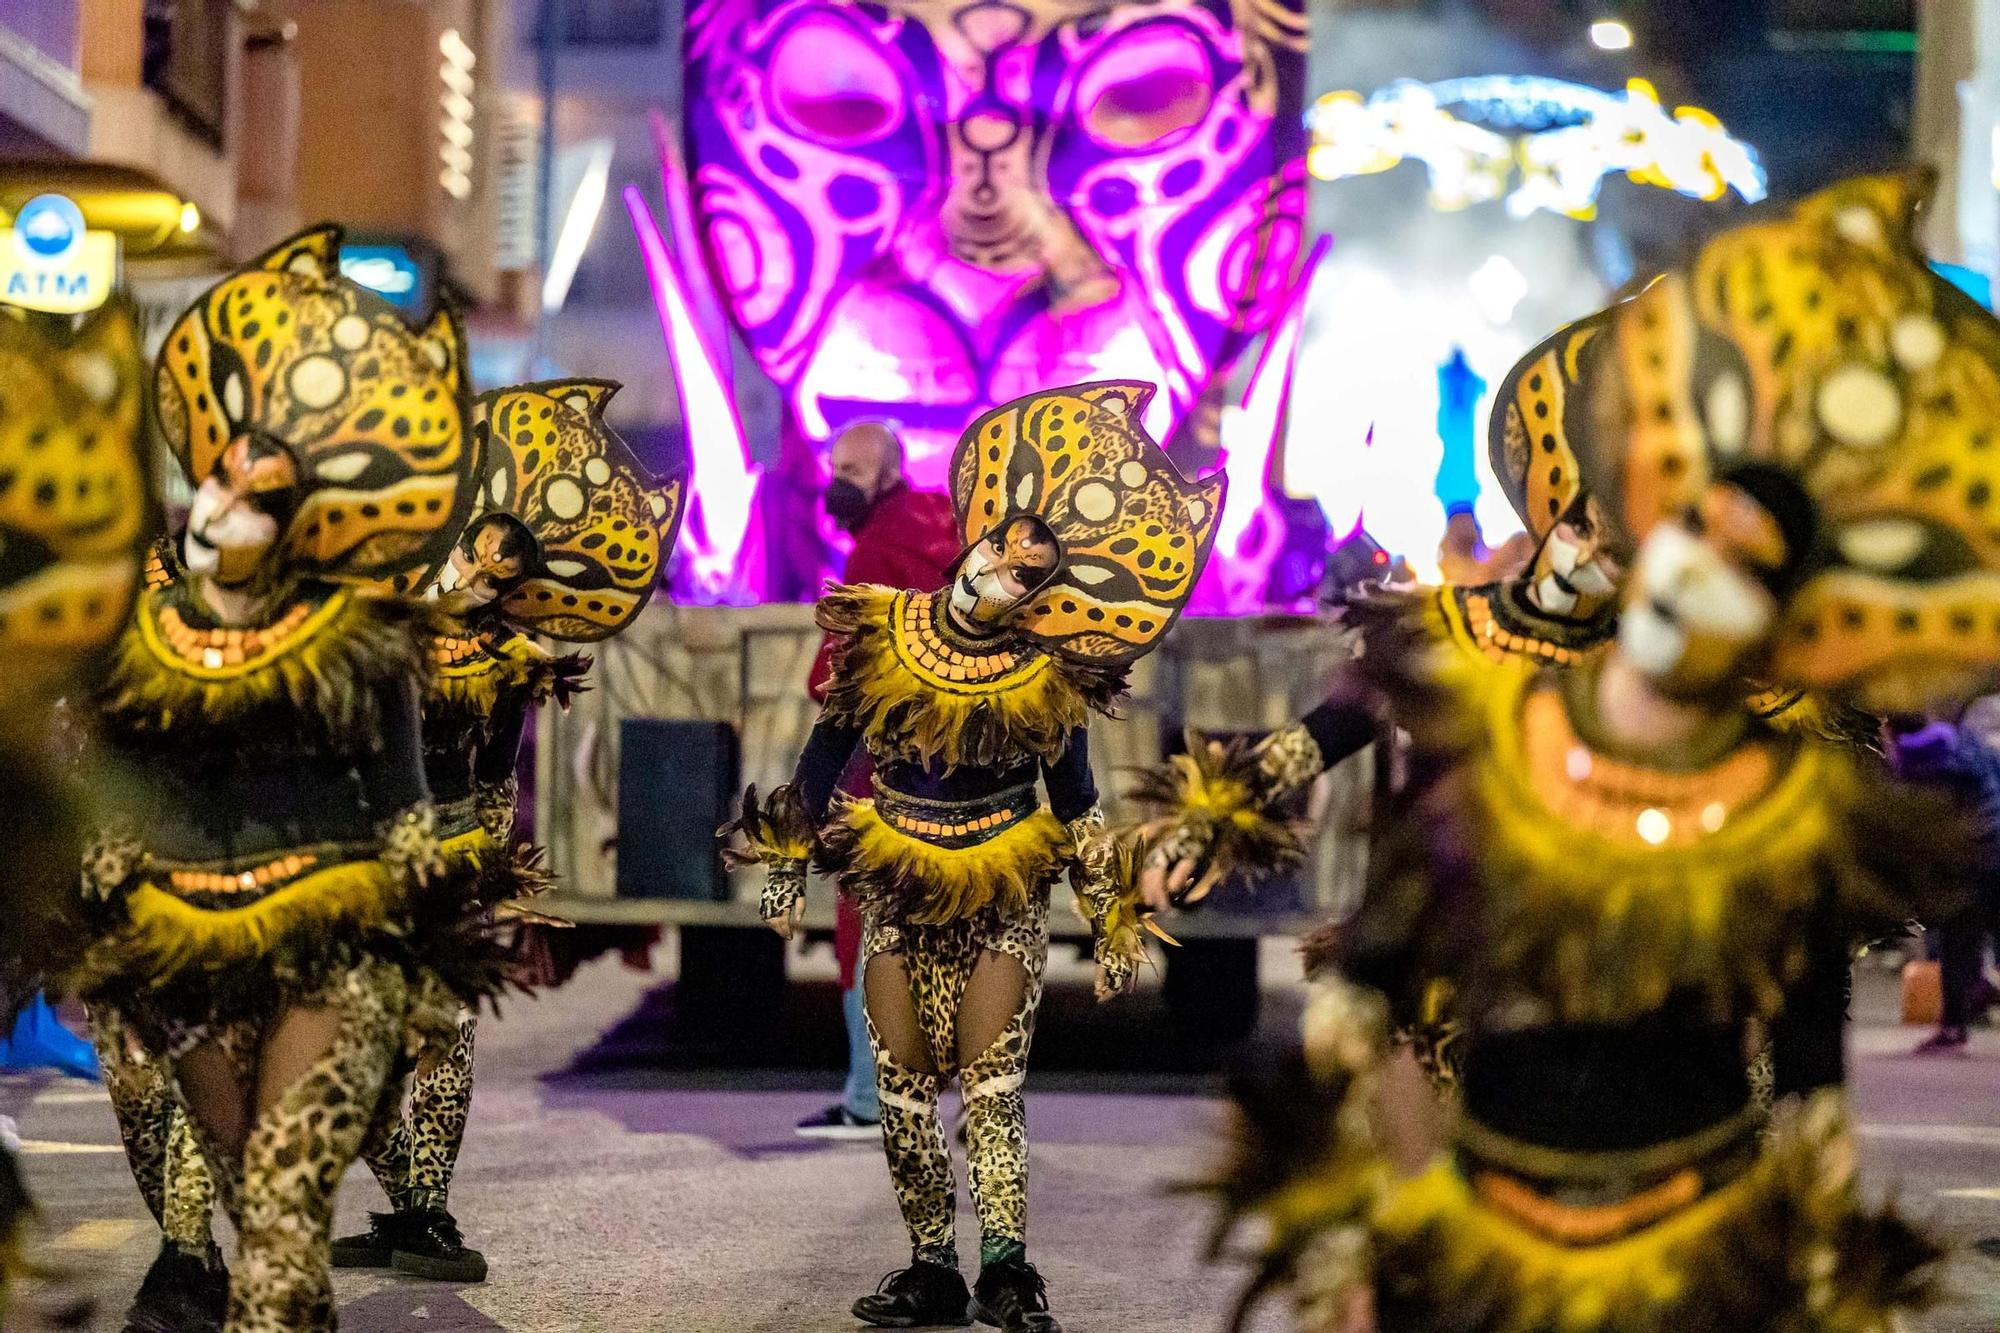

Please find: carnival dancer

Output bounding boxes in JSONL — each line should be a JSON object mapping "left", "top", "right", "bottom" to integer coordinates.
{"left": 1211, "top": 173, "right": 2000, "bottom": 1333}
{"left": 331, "top": 378, "right": 683, "bottom": 1281}
{"left": 0, "top": 301, "right": 153, "bottom": 1322}
{"left": 67, "top": 226, "right": 492, "bottom": 1333}
{"left": 722, "top": 381, "right": 1222, "bottom": 1333}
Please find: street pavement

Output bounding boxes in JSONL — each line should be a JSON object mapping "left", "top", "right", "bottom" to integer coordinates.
{"left": 8, "top": 946, "right": 2000, "bottom": 1332}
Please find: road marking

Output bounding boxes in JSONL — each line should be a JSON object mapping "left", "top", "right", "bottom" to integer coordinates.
{"left": 1862, "top": 1124, "right": 2000, "bottom": 1148}
{"left": 31, "top": 1087, "right": 110, "bottom": 1105}
{"left": 50, "top": 1219, "right": 144, "bottom": 1251}
{"left": 1939, "top": 1188, "right": 2000, "bottom": 1200}
{"left": 16, "top": 1140, "right": 123, "bottom": 1155}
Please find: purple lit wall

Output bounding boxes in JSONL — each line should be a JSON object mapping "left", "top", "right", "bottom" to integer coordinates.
{"left": 633, "top": 0, "right": 1310, "bottom": 603}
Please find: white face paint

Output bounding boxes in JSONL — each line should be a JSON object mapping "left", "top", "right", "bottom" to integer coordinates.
{"left": 947, "top": 542, "right": 1017, "bottom": 628}
{"left": 1526, "top": 522, "right": 1620, "bottom": 619}
{"left": 183, "top": 475, "right": 279, "bottom": 584}
{"left": 1618, "top": 522, "right": 1775, "bottom": 690}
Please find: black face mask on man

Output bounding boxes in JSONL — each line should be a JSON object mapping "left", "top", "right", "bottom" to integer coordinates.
{"left": 825, "top": 478, "right": 874, "bottom": 531}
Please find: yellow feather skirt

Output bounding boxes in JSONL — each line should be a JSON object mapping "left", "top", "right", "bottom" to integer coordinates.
{"left": 820, "top": 799, "right": 1070, "bottom": 925}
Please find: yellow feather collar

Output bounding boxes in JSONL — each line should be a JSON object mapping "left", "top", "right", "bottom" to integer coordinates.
{"left": 816, "top": 583, "right": 1125, "bottom": 770}
{"left": 1379, "top": 658, "right": 1973, "bottom": 1024}
{"left": 102, "top": 578, "right": 429, "bottom": 750}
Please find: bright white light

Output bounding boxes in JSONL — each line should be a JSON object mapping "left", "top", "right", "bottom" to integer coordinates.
{"left": 1308, "top": 76, "right": 1765, "bottom": 220}
{"left": 1467, "top": 255, "right": 1528, "bottom": 324}
{"left": 1590, "top": 19, "right": 1633, "bottom": 51}
{"left": 177, "top": 201, "right": 200, "bottom": 234}
{"left": 542, "top": 140, "right": 613, "bottom": 315}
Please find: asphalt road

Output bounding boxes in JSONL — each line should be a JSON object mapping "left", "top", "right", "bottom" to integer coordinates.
{"left": 8, "top": 946, "right": 2000, "bottom": 1332}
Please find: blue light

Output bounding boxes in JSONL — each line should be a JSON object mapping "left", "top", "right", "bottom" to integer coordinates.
{"left": 339, "top": 244, "right": 422, "bottom": 309}
{"left": 1930, "top": 261, "right": 1992, "bottom": 311}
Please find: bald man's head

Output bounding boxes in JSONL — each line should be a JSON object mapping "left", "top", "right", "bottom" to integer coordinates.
{"left": 830, "top": 422, "right": 903, "bottom": 496}
{"left": 826, "top": 423, "right": 906, "bottom": 530}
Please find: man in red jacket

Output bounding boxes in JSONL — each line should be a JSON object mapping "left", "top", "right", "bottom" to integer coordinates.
{"left": 797, "top": 422, "right": 960, "bottom": 1138}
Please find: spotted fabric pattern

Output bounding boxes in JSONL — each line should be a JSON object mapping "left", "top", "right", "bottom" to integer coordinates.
{"left": 360, "top": 1012, "right": 477, "bottom": 1212}
{"left": 170, "top": 958, "right": 409, "bottom": 1333}
{"left": 863, "top": 892, "right": 1051, "bottom": 1257}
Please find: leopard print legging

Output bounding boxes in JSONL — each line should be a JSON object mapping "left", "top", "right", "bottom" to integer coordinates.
{"left": 169, "top": 958, "right": 410, "bottom": 1333}
{"left": 358, "top": 1012, "right": 477, "bottom": 1213}
{"left": 88, "top": 1006, "right": 218, "bottom": 1257}
{"left": 863, "top": 892, "right": 1049, "bottom": 1267}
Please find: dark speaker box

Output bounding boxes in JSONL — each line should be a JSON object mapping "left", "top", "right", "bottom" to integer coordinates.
{"left": 616, "top": 719, "right": 739, "bottom": 900}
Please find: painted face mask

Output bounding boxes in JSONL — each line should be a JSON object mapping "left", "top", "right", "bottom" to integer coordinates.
{"left": 1570, "top": 172, "right": 2000, "bottom": 715}
{"left": 472, "top": 379, "right": 687, "bottom": 643}
{"left": 946, "top": 379, "right": 1223, "bottom": 664}
{"left": 431, "top": 513, "right": 537, "bottom": 616}
{"left": 946, "top": 515, "right": 1060, "bottom": 629}
{"left": 681, "top": 0, "right": 1309, "bottom": 480}
{"left": 183, "top": 435, "right": 298, "bottom": 587}
{"left": 154, "top": 225, "right": 475, "bottom": 589}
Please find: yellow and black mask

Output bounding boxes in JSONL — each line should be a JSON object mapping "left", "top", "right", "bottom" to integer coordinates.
{"left": 153, "top": 224, "right": 474, "bottom": 587}
{"left": 1576, "top": 172, "right": 2000, "bottom": 713}
{"left": 947, "top": 380, "right": 1224, "bottom": 666}
{"left": 0, "top": 301, "right": 151, "bottom": 697}
{"left": 471, "top": 379, "right": 685, "bottom": 643}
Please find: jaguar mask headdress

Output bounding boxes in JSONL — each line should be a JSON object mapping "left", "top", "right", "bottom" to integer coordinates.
{"left": 470, "top": 379, "right": 686, "bottom": 642}
{"left": 948, "top": 380, "right": 1224, "bottom": 665}
{"left": 1572, "top": 172, "right": 2000, "bottom": 714}
{"left": 0, "top": 302, "right": 152, "bottom": 697}
{"left": 153, "top": 224, "right": 474, "bottom": 587}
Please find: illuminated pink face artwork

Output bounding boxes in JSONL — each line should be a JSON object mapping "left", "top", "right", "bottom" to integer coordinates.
{"left": 679, "top": 0, "right": 1310, "bottom": 486}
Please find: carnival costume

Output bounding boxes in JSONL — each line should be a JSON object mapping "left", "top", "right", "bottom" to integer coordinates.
{"left": 0, "top": 303, "right": 152, "bottom": 1321}
{"left": 69, "top": 226, "right": 489, "bottom": 1333}
{"left": 722, "top": 381, "right": 1221, "bottom": 1332}
{"left": 1212, "top": 174, "right": 2000, "bottom": 1333}
{"left": 333, "top": 378, "right": 683, "bottom": 1279}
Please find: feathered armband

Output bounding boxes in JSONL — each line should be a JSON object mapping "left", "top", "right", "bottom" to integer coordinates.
{"left": 717, "top": 784, "right": 816, "bottom": 920}
{"left": 1115, "top": 728, "right": 1312, "bottom": 909}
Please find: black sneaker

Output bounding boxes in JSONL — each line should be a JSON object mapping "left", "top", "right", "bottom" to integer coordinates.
{"left": 123, "top": 1241, "right": 228, "bottom": 1333}
{"left": 852, "top": 1260, "right": 973, "bottom": 1328}
{"left": 390, "top": 1208, "right": 488, "bottom": 1283}
{"left": 795, "top": 1104, "right": 882, "bottom": 1140}
{"left": 972, "top": 1258, "right": 1059, "bottom": 1333}
{"left": 331, "top": 1210, "right": 407, "bottom": 1269}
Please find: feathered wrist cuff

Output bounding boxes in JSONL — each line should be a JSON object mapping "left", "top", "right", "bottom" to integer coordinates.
{"left": 474, "top": 776, "right": 520, "bottom": 841}
{"left": 718, "top": 783, "right": 816, "bottom": 917}
{"left": 1116, "top": 728, "right": 1313, "bottom": 907}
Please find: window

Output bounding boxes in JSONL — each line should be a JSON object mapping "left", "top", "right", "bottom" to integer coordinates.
{"left": 531, "top": 0, "right": 666, "bottom": 48}
{"left": 143, "top": 0, "right": 231, "bottom": 146}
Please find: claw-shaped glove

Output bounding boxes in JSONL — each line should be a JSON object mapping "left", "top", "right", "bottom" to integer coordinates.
{"left": 717, "top": 783, "right": 816, "bottom": 922}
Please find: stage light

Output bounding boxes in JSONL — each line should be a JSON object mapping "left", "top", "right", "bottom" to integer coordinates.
{"left": 542, "top": 140, "right": 612, "bottom": 315}
{"left": 1590, "top": 19, "right": 1633, "bottom": 51}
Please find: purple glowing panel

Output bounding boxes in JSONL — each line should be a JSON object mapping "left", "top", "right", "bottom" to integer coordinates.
{"left": 681, "top": 0, "right": 1310, "bottom": 486}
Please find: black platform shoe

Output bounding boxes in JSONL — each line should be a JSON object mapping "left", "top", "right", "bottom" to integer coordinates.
{"left": 331, "top": 1210, "right": 407, "bottom": 1269}
{"left": 122, "top": 1240, "right": 228, "bottom": 1333}
{"left": 852, "top": 1260, "right": 974, "bottom": 1327}
{"left": 390, "top": 1208, "right": 488, "bottom": 1283}
{"left": 972, "top": 1258, "right": 1059, "bottom": 1333}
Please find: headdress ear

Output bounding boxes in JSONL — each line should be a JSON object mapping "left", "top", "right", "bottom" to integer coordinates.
{"left": 251, "top": 225, "right": 342, "bottom": 278}
{"left": 419, "top": 304, "right": 466, "bottom": 392}
{"left": 545, "top": 380, "right": 620, "bottom": 419}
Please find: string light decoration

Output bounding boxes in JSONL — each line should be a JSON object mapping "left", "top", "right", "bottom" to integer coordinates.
{"left": 438, "top": 28, "right": 477, "bottom": 201}
{"left": 1308, "top": 76, "right": 1767, "bottom": 220}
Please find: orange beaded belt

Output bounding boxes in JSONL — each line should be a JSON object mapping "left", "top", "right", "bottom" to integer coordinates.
{"left": 163, "top": 852, "right": 323, "bottom": 897}
{"left": 1454, "top": 1108, "right": 1758, "bottom": 1247}
{"left": 873, "top": 780, "right": 1038, "bottom": 849}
